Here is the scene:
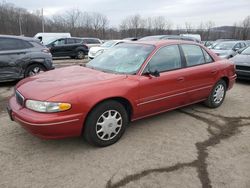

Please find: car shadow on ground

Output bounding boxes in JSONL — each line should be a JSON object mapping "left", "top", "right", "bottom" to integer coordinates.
{"left": 236, "top": 79, "right": 250, "bottom": 85}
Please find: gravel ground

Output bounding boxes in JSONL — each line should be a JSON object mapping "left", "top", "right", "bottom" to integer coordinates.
{"left": 0, "top": 60, "right": 250, "bottom": 188}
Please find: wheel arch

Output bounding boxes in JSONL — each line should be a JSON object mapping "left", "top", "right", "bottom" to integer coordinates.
{"left": 81, "top": 96, "right": 134, "bottom": 134}
{"left": 220, "top": 76, "right": 229, "bottom": 89}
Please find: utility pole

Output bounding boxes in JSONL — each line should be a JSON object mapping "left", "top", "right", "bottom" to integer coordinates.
{"left": 42, "top": 8, "right": 45, "bottom": 32}
{"left": 18, "top": 11, "right": 22, "bottom": 35}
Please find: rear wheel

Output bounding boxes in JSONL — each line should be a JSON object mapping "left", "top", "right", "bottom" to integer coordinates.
{"left": 204, "top": 80, "right": 226, "bottom": 108}
{"left": 84, "top": 100, "right": 128, "bottom": 147}
{"left": 76, "top": 51, "right": 85, "bottom": 59}
{"left": 24, "top": 64, "right": 46, "bottom": 77}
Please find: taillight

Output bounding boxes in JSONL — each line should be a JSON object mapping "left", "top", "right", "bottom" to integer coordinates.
{"left": 83, "top": 43, "right": 89, "bottom": 49}
{"left": 42, "top": 48, "right": 50, "bottom": 53}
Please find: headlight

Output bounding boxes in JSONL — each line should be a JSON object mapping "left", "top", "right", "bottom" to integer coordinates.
{"left": 26, "top": 100, "right": 71, "bottom": 113}
{"left": 96, "top": 49, "right": 105, "bottom": 56}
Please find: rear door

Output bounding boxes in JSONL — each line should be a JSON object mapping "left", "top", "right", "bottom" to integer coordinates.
{"left": 180, "top": 44, "right": 217, "bottom": 103}
{"left": 0, "top": 37, "right": 30, "bottom": 81}
{"left": 65, "top": 38, "right": 77, "bottom": 55}
{"left": 137, "top": 45, "right": 188, "bottom": 117}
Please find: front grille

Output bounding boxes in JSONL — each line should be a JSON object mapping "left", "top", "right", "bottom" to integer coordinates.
{"left": 236, "top": 65, "right": 250, "bottom": 71}
{"left": 15, "top": 90, "right": 25, "bottom": 106}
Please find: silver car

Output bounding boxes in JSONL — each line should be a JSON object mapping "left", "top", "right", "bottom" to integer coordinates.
{"left": 230, "top": 46, "right": 250, "bottom": 80}
{"left": 211, "top": 41, "right": 247, "bottom": 59}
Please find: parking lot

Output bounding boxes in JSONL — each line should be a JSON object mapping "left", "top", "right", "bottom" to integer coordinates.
{"left": 0, "top": 59, "right": 249, "bottom": 188}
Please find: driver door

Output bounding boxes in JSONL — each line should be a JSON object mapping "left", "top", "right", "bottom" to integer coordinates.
{"left": 136, "top": 45, "right": 188, "bottom": 117}
{"left": 50, "top": 39, "right": 66, "bottom": 56}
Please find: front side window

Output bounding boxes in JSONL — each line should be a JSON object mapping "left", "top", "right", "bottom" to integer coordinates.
{"left": 181, "top": 44, "right": 205, "bottom": 66}
{"left": 86, "top": 43, "right": 154, "bottom": 74}
{"left": 146, "top": 45, "right": 182, "bottom": 73}
{"left": 234, "top": 43, "right": 241, "bottom": 49}
{"left": 54, "top": 39, "right": 65, "bottom": 46}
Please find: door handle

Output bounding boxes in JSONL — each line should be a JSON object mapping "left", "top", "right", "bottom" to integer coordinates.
{"left": 177, "top": 77, "right": 184, "bottom": 82}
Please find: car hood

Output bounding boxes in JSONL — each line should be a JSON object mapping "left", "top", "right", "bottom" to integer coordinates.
{"left": 211, "top": 49, "right": 232, "bottom": 56}
{"left": 16, "top": 66, "right": 127, "bottom": 101}
{"left": 231, "top": 54, "right": 250, "bottom": 66}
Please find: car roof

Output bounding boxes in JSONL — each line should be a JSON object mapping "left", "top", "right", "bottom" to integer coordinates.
{"left": 81, "top": 37, "right": 101, "bottom": 40}
{"left": 0, "top": 35, "right": 38, "bottom": 42}
{"left": 128, "top": 40, "right": 201, "bottom": 48}
{"left": 218, "top": 41, "right": 243, "bottom": 44}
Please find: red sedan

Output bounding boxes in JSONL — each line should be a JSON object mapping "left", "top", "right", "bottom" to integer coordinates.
{"left": 7, "top": 40, "right": 236, "bottom": 147}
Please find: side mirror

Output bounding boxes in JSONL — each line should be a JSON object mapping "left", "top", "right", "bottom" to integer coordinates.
{"left": 233, "top": 47, "right": 240, "bottom": 51}
{"left": 145, "top": 69, "right": 160, "bottom": 77}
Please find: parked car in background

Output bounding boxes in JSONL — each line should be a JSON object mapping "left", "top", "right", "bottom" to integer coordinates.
{"left": 122, "top": 37, "right": 138, "bottom": 41}
{"left": 8, "top": 40, "right": 236, "bottom": 147}
{"left": 46, "top": 37, "right": 89, "bottom": 59}
{"left": 81, "top": 38, "right": 103, "bottom": 48}
{"left": 0, "top": 35, "right": 53, "bottom": 82}
{"left": 34, "top": 32, "right": 71, "bottom": 45}
{"left": 203, "top": 41, "right": 214, "bottom": 47}
{"left": 139, "top": 35, "right": 201, "bottom": 43}
{"left": 211, "top": 41, "right": 247, "bottom": 59}
{"left": 230, "top": 46, "right": 250, "bottom": 80}
{"left": 88, "top": 40, "right": 125, "bottom": 59}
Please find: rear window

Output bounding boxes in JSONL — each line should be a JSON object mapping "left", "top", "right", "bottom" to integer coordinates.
{"left": 0, "top": 38, "right": 32, "bottom": 51}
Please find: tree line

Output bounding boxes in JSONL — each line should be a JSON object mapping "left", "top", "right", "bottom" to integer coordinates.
{"left": 0, "top": 2, "right": 249, "bottom": 40}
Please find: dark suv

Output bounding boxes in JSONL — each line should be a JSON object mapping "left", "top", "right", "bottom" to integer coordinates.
{"left": 0, "top": 35, "right": 53, "bottom": 82}
{"left": 46, "top": 37, "right": 89, "bottom": 59}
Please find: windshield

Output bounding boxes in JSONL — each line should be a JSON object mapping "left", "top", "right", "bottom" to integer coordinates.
{"left": 86, "top": 43, "right": 155, "bottom": 74}
{"left": 42, "top": 37, "right": 58, "bottom": 45}
{"left": 212, "top": 42, "right": 235, "bottom": 50}
{"left": 101, "top": 40, "right": 117, "bottom": 48}
{"left": 241, "top": 47, "right": 250, "bottom": 55}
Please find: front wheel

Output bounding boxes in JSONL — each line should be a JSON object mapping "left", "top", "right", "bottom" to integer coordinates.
{"left": 204, "top": 80, "right": 227, "bottom": 108}
{"left": 84, "top": 100, "right": 128, "bottom": 147}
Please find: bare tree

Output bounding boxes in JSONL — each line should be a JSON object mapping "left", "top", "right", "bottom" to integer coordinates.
{"left": 241, "top": 16, "right": 250, "bottom": 40}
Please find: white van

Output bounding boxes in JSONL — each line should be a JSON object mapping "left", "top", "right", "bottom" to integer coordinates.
{"left": 34, "top": 33, "right": 71, "bottom": 45}
{"left": 180, "top": 34, "right": 201, "bottom": 42}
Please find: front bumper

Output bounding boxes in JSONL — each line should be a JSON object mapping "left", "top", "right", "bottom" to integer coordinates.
{"left": 236, "top": 69, "right": 250, "bottom": 80}
{"left": 8, "top": 96, "right": 84, "bottom": 139}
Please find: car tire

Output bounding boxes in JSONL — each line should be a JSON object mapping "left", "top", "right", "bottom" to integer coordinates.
{"left": 76, "top": 51, "right": 85, "bottom": 59}
{"left": 84, "top": 100, "right": 128, "bottom": 147}
{"left": 24, "top": 64, "right": 46, "bottom": 77}
{"left": 204, "top": 80, "right": 227, "bottom": 108}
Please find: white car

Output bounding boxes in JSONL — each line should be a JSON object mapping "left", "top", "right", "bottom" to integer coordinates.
{"left": 88, "top": 40, "right": 125, "bottom": 59}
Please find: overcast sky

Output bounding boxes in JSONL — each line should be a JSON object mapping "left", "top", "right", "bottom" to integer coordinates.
{"left": 6, "top": 0, "right": 250, "bottom": 28}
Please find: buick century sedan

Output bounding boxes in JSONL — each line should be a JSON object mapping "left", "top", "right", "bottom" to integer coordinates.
{"left": 7, "top": 40, "right": 236, "bottom": 147}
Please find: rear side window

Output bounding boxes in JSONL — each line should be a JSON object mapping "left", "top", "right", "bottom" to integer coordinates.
{"left": 147, "top": 45, "right": 182, "bottom": 73}
{"left": 67, "top": 38, "right": 75, "bottom": 44}
{"left": 86, "top": 39, "right": 101, "bottom": 44}
{"left": 75, "top": 39, "right": 83, "bottom": 43}
{"left": 0, "top": 38, "right": 32, "bottom": 51}
{"left": 181, "top": 44, "right": 205, "bottom": 66}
